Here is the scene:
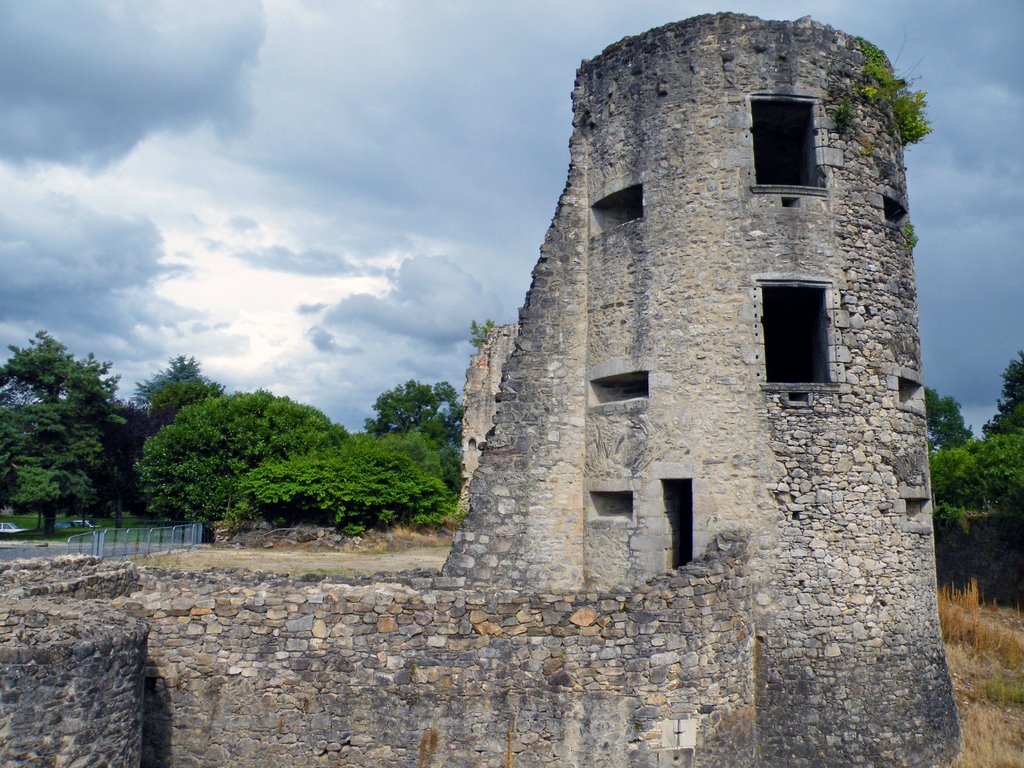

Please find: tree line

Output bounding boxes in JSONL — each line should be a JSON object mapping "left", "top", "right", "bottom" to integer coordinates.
{"left": 928, "top": 351, "right": 1024, "bottom": 524}
{"left": 0, "top": 331, "right": 463, "bottom": 535}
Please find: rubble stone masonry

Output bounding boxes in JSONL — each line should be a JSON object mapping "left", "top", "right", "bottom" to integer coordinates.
{"left": 0, "top": 14, "right": 959, "bottom": 767}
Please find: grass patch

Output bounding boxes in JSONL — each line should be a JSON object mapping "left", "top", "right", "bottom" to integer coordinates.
{"left": 940, "top": 579, "right": 1024, "bottom": 668}
{"left": 941, "top": 579, "right": 1024, "bottom": 767}
{"left": 983, "top": 675, "right": 1024, "bottom": 705}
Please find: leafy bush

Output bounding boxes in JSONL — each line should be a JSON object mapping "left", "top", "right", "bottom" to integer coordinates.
{"left": 930, "top": 433, "right": 1024, "bottom": 518}
{"left": 240, "top": 435, "right": 457, "bottom": 531}
{"left": 139, "top": 390, "right": 347, "bottom": 522}
{"left": 856, "top": 37, "right": 932, "bottom": 146}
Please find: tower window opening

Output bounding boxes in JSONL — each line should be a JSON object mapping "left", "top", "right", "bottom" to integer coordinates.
{"left": 590, "top": 370, "right": 649, "bottom": 404}
{"left": 883, "top": 195, "right": 907, "bottom": 223}
{"left": 761, "top": 285, "right": 830, "bottom": 384}
{"left": 589, "top": 491, "right": 633, "bottom": 519}
{"left": 662, "top": 479, "right": 693, "bottom": 568}
{"left": 898, "top": 376, "right": 922, "bottom": 405}
{"left": 591, "top": 184, "right": 644, "bottom": 232}
{"left": 751, "top": 100, "right": 820, "bottom": 187}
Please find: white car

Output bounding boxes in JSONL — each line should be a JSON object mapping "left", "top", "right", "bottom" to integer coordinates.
{"left": 0, "top": 522, "right": 28, "bottom": 533}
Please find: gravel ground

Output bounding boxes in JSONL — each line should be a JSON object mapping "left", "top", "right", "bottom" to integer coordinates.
{"left": 0, "top": 542, "right": 76, "bottom": 562}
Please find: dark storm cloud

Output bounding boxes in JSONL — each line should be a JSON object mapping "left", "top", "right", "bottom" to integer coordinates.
{"left": 895, "top": 1, "right": 1024, "bottom": 429}
{"left": 0, "top": 0, "right": 264, "bottom": 167}
{"left": 307, "top": 326, "right": 338, "bottom": 353}
{"left": 233, "top": 245, "right": 360, "bottom": 276}
{"left": 0, "top": 200, "right": 169, "bottom": 325}
{"left": 323, "top": 254, "right": 501, "bottom": 348}
{"left": 0, "top": 197, "right": 193, "bottom": 382}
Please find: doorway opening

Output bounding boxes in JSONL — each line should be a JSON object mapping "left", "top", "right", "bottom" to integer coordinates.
{"left": 662, "top": 479, "right": 693, "bottom": 568}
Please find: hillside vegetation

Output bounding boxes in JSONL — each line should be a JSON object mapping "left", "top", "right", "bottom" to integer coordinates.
{"left": 941, "top": 580, "right": 1024, "bottom": 767}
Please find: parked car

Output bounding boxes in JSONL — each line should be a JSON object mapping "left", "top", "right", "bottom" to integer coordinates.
{"left": 71, "top": 519, "right": 97, "bottom": 528}
{"left": 0, "top": 522, "right": 28, "bottom": 533}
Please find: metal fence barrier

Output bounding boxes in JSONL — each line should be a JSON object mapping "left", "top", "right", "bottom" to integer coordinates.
{"left": 67, "top": 523, "right": 204, "bottom": 559}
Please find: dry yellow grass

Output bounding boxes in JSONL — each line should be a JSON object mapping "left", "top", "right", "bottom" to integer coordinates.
{"left": 942, "top": 580, "right": 1024, "bottom": 767}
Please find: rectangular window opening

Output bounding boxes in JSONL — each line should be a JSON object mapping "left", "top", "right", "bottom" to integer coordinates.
{"left": 905, "top": 498, "right": 927, "bottom": 519}
{"left": 784, "top": 391, "right": 810, "bottom": 405}
{"left": 662, "top": 479, "right": 693, "bottom": 568}
{"left": 590, "top": 370, "right": 649, "bottom": 404}
{"left": 883, "top": 195, "right": 907, "bottom": 223}
{"left": 781, "top": 196, "right": 801, "bottom": 208}
{"left": 591, "top": 184, "right": 643, "bottom": 233}
{"left": 589, "top": 491, "right": 633, "bottom": 519}
{"left": 761, "top": 285, "right": 830, "bottom": 384}
{"left": 898, "top": 376, "right": 922, "bottom": 405}
{"left": 751, "top": 100, "right": 821, "bottom": 187}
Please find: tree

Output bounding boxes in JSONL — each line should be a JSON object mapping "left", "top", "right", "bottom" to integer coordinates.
{"left": 240, "top": 435, "right": 455, "bottom": 534}
{"left": 365, "top": 380, "right": 462, "bottom": 449}
{"left": 984, "top": 351, "right": 1024, "bottom": 436}
{"left": 95, "top": 400, "right": 165, "bottom": 527}
{"left": 139, "top": 390, "right": 347, "bottom": 523}
{"left": 925, "top": 387, "right": 972, "bottom": 451}
{"left": 0, "top": 331, "right": 121, "bottom": 534}
{"left": 134, "top": 355, "right": 223, "bottom": 409}
{"left": 364, "top": 380, "right": 463, "bottom": 490}
{"left": 470, "top": 319, "right": 496, "bottom": 348}
{"left": 149, "top": 379, "right": 224, "bottom": 411}
{"left": 930, "top": 433, "right": 1024, "bottom": 519}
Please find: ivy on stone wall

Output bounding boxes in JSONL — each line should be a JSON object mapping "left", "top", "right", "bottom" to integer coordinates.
{"left": 856, "top": 37, "right": 932, "bottom": 146}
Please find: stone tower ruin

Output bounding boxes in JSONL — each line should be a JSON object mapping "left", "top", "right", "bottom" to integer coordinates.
{"left": 447, "top": 13, "right": 960, "bottom": 766}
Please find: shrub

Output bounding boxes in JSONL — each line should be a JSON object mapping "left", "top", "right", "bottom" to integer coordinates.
{"left": 240, "top": 435, "right": 457, "bottom": 531}
{"left": 856, "top": 37, "right": 932, "bottom": 146}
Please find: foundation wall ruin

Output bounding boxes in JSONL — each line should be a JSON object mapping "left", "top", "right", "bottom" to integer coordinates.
{"left": 0, "top": 13, "right": 960, "bottom": 767}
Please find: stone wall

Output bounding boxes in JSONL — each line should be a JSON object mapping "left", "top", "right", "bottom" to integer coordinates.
{"left": 0, "top": 597, "right": 149, "bottom": 767}
{"left": 446, "top": 12, "right": 959, "bottom": 766}
{"left": 935, "top": 516, "right": 1024, "bottom": 607}
{"left": 1, "top": 554, "right": 139, "bottom": 600}
{"left": 114, "top": 533, "right": 752, "bottom": 767}
{"left": 461, "top": 322, "right": 519, "bottom": 505}
{"left": 0, "top": 13, "right": 961, "bottom": 767}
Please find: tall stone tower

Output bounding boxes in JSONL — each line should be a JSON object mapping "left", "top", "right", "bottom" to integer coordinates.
{"left": 445, "top": 13, "right": 959, "bottom": 766}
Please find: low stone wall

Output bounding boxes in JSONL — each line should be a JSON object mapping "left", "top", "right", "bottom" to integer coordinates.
{"left": 120, "top": 534, "right": 753, "bottom": 767}
{"left": 0, "top": 598, "right": 149, "bottom": 767}
{"left": 935, "top": 516, "right": 1024, "bottom": 607}
{"left": 1, "top": 554, "right": 139, "bottom": 600}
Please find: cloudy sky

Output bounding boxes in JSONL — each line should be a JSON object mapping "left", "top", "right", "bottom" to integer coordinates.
{"left": 1, "top": 1, "right": 1020, "bottom": 432}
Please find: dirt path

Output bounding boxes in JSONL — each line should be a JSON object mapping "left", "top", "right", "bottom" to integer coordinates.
{"left": 143, "top": 544, "right": 451, "bottom": 577}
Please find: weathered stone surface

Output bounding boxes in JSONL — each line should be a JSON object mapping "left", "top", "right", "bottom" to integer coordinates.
{"left": 445, "top": 11, "right": 960, "bottom": 767}
{"left": 0, "top": 13, "right": 960, "bottom": 768}
{"left": 0, "top": 596, "right": 148, "bottom": 767}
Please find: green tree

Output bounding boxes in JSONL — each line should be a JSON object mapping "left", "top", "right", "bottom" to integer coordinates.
{"left": 240, "top": 435, "right": 455, "bottom": 534}
{"left": 134, "top": 355, "right": 223, "bottom": 408}
{"left": 925, "top": 387, "right": 973, "bottom": 451}
{"left": 365, "top": 379, "right": 462, "bottom": 449}
{"left": 470, "top": 319, "right": 495, "bottom": 348}
{"left": 364, "top": 380, "right": 463, "bottom": 490}
{"left": 984, "top": 351, "right": 1024, "bottom": 436}
{"left": 139, "top": 390, "right": 347, "bottom": 523}
{"left": 930, "top": 433, "right": 1024, "bottom": 520}
{"left": 95, "top": 400, "right": 165, "bottom": 527}
{"left": 0, "top": 331, "right": 121, "bottom": 534}
{"left": 149, "top": 379, "right": 224, "bottom": 411}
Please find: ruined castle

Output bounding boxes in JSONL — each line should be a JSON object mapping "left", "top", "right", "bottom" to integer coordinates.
{"left": 1, "top": 14, "right": 959, "bottom": 767}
